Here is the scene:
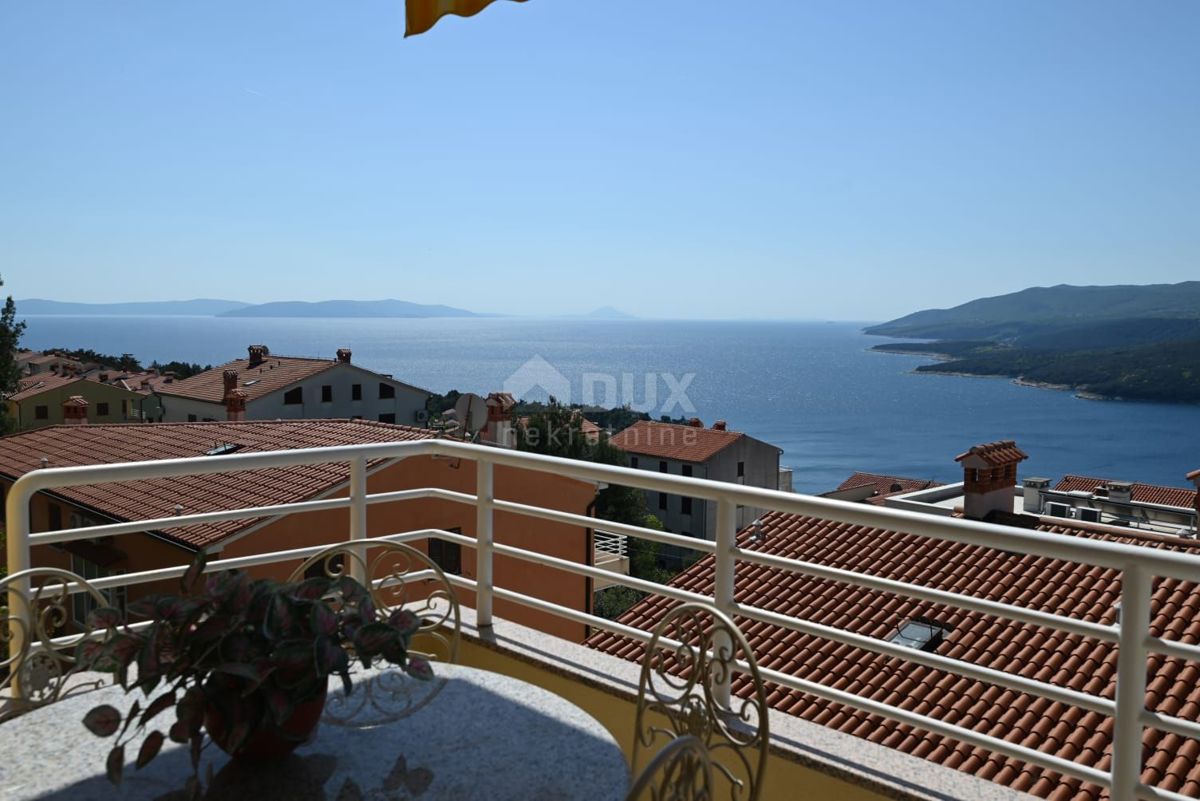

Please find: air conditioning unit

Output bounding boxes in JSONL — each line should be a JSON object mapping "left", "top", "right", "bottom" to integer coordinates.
{"left": 1077, "top": 507, "right": 1102, "bottom": 524}
{"left": 1045, "top": 502, "right": 1072, "bottom": 519}
{"left": 414, "top": 409, "right": 430, "bottom": 424}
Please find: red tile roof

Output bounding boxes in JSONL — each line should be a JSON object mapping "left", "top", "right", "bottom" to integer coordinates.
{"left": 156, "top": 355, "right": 339, "bottom": 403}
{"left": 1055, "top": 475, "right": 1197, "bottom": 510}
{"left": 0, "top": 420, "right": 432, "bottom": 548}
{"left": 834, "top": 472, "right": 944, "bottom": 496}
{"left": 610, "top": 420, "right": 744, "bottom": 462}
{"left": 955, "top": 440, "right": 1029, "bottom": 467}
{"left": 7, "top": 373, "right": 83, "bottom": 402}
{"left": 587, "top": 511, "right": 1200, "bottom": 801}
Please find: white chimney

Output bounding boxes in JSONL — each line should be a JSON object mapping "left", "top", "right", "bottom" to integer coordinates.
{"left": 1022, "top": 477, "right": 1051, "bottom": 515}
{"left": 1106, "top": 481, "right": 1133, "bottom": 505}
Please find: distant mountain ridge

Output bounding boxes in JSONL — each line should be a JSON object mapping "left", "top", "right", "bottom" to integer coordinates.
{"left": 866, "top": 282, "right": 1200, "bottom": 340}
{"left": 218, "top": 299, "right": 481, "bottom": 318}
{"left": 19, "top": 298, "right": 250, "bottom": 316}
{"left": 867, "top": 282, "right": 1200, "bottom": 405}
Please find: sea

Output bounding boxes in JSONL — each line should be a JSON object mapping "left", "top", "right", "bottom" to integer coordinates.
{"left": 19, "top": 316, "right": 1200, "bottom": 495}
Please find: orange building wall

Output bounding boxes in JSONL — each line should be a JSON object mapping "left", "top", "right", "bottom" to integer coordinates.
{"left": 6, "top": 454, "right": 596, "bottom": 642}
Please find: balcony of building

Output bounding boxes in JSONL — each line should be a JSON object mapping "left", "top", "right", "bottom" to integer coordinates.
{"left": 3, "top": 438, "right": 1200, "bottom": 801}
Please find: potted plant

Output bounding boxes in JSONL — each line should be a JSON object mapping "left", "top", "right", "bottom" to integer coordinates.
{"left": 75, "top": 552, "right": 433, "bottom": 790}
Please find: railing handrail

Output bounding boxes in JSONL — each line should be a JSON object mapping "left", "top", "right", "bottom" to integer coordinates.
{"left": 7, "top": 437, "right": 1200, "bottom": 801}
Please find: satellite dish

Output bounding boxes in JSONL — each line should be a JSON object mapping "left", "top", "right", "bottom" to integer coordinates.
{"left": 454, "top": 393, "right": 488, "bottom": 435}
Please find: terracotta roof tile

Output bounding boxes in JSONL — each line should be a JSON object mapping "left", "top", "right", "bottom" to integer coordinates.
{"left": 955, "top": 440, "right": 1030, "bottom": 466}
{"left": 7, "top": 373, "right": 83, "bottom": 402}
{"left": 156, "top": 355, "right": 339, "bottom": 403}
{"left": 587, "top": 510, "right": 1200, "bottom": 801}
{"left": 0, "top": 420, "right": 432, "bottom": 548}
{"left": 610, "top": 420, "right": 745, "bottom": 462}
{"left": 1055, "top": 475, "right": 1197, "bottom": 509}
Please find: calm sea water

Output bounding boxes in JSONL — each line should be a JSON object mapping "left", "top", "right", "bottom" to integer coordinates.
{"left": 20, "top": 316, "right": 1200, "bottom": 494}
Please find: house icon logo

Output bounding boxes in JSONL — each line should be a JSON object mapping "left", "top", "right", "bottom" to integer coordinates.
{"left": 504, "top": 355, "right": 572, "bottom": 403}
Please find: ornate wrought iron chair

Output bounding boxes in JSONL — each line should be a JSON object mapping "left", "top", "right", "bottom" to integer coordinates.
{"left": 626, "top": 735, "right": 715, "bottom": 801}
{"left": 633, "top": 602, "right": 769, "bottom": 801}
{"left": 287, "top": 540, "right": 461, "bottom": 663}
{"left": 1, "top": 567, "right": 111, "bottom": 720}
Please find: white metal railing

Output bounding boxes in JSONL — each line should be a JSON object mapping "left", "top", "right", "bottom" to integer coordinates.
{"left": 6, "top": 438, "right": 1200, "bottom": 801}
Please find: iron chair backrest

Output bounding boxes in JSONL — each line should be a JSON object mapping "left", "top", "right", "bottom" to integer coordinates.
{"left": 287, "top": 539, "right": 460, "bottom": 663}
{"left": 633, "top": 601, "right": 769, "bottom": 801}
{"left": 1, "top": 567, "right": 111, "bottom": 720}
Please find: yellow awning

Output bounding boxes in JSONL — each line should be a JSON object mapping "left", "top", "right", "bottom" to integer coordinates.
{"left": 406, "top": 0, "right": 527, "bottom": 37}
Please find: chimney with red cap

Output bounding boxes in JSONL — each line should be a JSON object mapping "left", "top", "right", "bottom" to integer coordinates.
{"left": 247, "top": 345, "right": 269, "bottom": 368}
{"left": 225, "top": 389, "right": 247, "bottom": 422}
{"left": 955, "top": 440, "right": 1028, "bottom": 520}
{"left": 687, "top": 418, "right": 703, "bottom": 428}
{"left": 1188, "top": 468, "right": 1200, "bottom": 524}
{"left": 63, "top": 395, "right": 89, "bottom": 425}
{"left": 712, "top": 420, "right": 727, "bottom": 431}
{"left": 222, "top": 369, "right": 239, "bottom": 397}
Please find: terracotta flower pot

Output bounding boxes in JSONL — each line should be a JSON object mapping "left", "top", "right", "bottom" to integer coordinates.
{"left": 205, "top": 687, "right": 328, "bottom": 762}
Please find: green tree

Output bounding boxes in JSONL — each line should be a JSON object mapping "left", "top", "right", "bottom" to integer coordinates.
{"left": 0, "top": 276, "right": 26, "bottom": 435}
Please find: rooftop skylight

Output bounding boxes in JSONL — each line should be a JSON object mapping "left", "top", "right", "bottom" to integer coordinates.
{"left": 888, "top": 617, "right": 950, "bottom": 652}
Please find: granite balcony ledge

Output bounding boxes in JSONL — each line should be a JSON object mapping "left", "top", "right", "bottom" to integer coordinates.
{"left": 454, "top": 607, "right": 1038, "bottom": 801}
{"left": 4, "top": 609, "right": 1036, "bottom": 801}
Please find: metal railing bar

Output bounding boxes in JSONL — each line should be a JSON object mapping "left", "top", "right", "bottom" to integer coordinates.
{"left": 1138, "top": 709, "right": 1200, "bottom": 742}
{"left": 490, "top": 541, "right": 712, "bottom": 605}
{"left": 1144, "top": 636, "right": 1200, "bottom": 664}
{"left": 492, "top": 498, "right": 716, "bottom": 554}
{"left": 734, "top": 602, "right": 1115, "bottom": 717}
{"left": 735, "top": 547, "right": 1120, "bottom": 644}
{"left": 1135, "top": 784, "right": 1197, "bottom": 801}
{"left": 365, "top": 487, "right": 477, "bottom": 507}
{"left": 489, "top": 584, "right": 1114, "bottom": 790}
{"left": 28, "top": 497, "right": 354, "bottom": 547}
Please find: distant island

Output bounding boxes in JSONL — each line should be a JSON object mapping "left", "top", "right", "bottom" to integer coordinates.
{"left": 867, "top": 282, "right": 1200, "bottom": 405}
{"left": 218, "top": 299, "right": 482, "bottom": 318}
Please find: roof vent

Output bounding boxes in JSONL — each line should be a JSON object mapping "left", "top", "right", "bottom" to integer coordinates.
{"left": 687, "top": 418, "right": 703, "bottom": 428}
{"left": 888, "top": 617, "right": 950, "bottom": 652}
{"left": 712, "top": 420, "right": 727, "bottom": 431}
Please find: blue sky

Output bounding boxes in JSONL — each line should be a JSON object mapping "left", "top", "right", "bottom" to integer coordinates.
{"left": 1, "top": 1, "right": 1197, "bottom": 320}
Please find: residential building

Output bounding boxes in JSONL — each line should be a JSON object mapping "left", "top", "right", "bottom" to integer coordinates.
{"left": 0, "top": 419, "right": 597, "bottom": 641}
{"left": 822, "top": 471, "right": 943, "bottom": 505}
{"left": 610, "top": 418, "right": 781, "bottom": 540}
{"left": 155, "top": 345, "right": 432, "bottom": 425}
{"left": 4, "top": 374, "right": 150, "bottom": 430}
{"left": 587, "top": 450, "right": 1200, "bottom": 801}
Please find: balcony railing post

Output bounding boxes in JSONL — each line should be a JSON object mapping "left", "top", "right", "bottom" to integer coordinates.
{"left": 476, "top": 459, "right": 495, "bottom": 627}
{"left": 713, "top": 497, "right": 738, "bottom": 707}
{"left": 1111, "top": 564, "right": 1152, "bottom": 801}
{"left": 5, "top": 480, "right": 33, "bottom": 701}
{"left": 349, "top": 456, "right": 368, "bottom": 584}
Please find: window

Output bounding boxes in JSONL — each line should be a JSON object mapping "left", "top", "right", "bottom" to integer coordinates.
{"left": 283, "top": 387, "right": 303, "bottom": 405}
{"left": 378, "top": 382, "right": 395, "bottom": 400}
{"left": 378, "top": 413, "right": 396, "bottom": 424}
{"left": 659, "top": 461, "right": 668, "bottom": 473}
{"left": 321, "top": 385, "right": 333, "bottom": 403}
{"left": 352, "top": 383, "right": 362, "bottom": 401}
{"left": 888, "top": 617, "right": 950, "bottom": 652}
{"left": 630, "top": 456, "right": 639, "bottom": 469}
{"left": 48, "top": 504, "right": 63, "bottom": 530}
{"left": 35, "top": 405, "right": 48, "bottom": 420}
{"left": 658, "top": 493, "right": 667, "bottom": 510}
{"left": 429, "top": 535, "right": 462, "bottom": 576}
{"left": 681, "top": 497, "right": 693, "bottom": 515}
{"left": 737, "top": 461, "right": 745, "bottom": 478}
{"left": 682, "top": 465, "right": 693, "bottom": 477}
{"left": 71, "top": 555, "right": 126, "bottom": 627}
{"left": 96, "top": 402, "right": 109, "bottom": 416}
{"left": 187, "top": 414, "right": 197, "bottom": 422}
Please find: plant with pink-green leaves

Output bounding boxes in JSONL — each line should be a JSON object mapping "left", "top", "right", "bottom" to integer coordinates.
{"left": 76, "top": 551, "right": 432, "bottom": 793}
